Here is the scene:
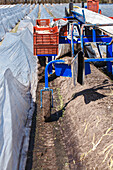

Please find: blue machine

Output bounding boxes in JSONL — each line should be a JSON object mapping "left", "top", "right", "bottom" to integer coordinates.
{"left": 39, "top": 9, "right": 113, "bottom": 109}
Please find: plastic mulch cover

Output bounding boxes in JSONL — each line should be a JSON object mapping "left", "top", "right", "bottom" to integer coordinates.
{"left": 0, "top": 21, "right": 5, "bottom": 41}
{"left": 0, "top": 24, "right": 37, "bottom": 170}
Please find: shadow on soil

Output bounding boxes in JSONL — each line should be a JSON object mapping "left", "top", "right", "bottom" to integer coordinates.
{"left": 51, "top": 81, "right": 113, "bottom": 122}
{"left": 25, "top": 103, "right": 37, "bottom": 170}
{"left": 39, "top": 72, "right": 58, "bottom": 83}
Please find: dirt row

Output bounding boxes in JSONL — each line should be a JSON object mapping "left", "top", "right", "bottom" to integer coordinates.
{"left": 25, "top": 4, "right": 113, "bottom": 169}
{"left": 25, "top": 62, "right": 113, "bottom": 170}
{"left": 54, "top": 64, "right": 113, "bottom": 169}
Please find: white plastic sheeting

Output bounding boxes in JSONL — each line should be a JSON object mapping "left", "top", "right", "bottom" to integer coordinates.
{"left": 0, "top": 4, "right": 33, "bottom": 41}
{"left": 74, "top": 8, "right": 113, "bottom": 36}
{"left": 45, "top": 4, "right": 113, "bottom": 57}
{"left": 50, "top": 18, "right": 71, "bottom": 58}
{"left": 18, "top": 5, "right": 39, "bottom": 33}
{"left": 0, "top": 20, "right": 5, "bottom": 39}
{"left": 45, "top": 4, "right": 66, "bottom": 18}
{"left": 42, "top": 4, "right": 70, "bottom": 58}
{"left": 25, "top": 5, "right": 39, "bottom": 26}
{"left": 40, "top": 4, "right": 53, "bottom": 22}
{"left": 0, "top": 5, "right": 39, "bottom": 170}
{"left": 45, "top": 4, "right": 113, "bottom": 36}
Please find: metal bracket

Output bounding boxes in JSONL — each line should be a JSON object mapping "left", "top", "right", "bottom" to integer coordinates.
{"left": 40, "top": 60, "right": 65, "bottom": 109}
{"left": 40, "top": 88, "right": 53, "bottom": 109}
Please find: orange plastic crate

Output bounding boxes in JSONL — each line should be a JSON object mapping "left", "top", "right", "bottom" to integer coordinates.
{"left": 87, "top": 0, "right": 99, "bottom": 13}
{"left": 53, "top": 18, "right": 67, "bottom": 22}
{"left": 53, "top": 18, "right": 68, "bottom": 36}
{"left": 33, "top": 26, "right": 59, "bottom": 56}
{"left": 36, "top": 19, "right": 50, "bottom": 27}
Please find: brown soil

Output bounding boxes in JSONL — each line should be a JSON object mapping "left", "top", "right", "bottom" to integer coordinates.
{"left": 26, "top": 63, "right": 113, "bottom": 170}
{"left": 55, "top": 64, "right": 113, "bottom": 169}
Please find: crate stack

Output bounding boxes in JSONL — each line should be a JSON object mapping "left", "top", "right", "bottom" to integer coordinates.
{"left": 33, "top": 19, "right": 59, "bottom": 56}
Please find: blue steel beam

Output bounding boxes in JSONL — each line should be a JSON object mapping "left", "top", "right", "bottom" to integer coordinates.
{"left": 37, "top": 54, "right": 57, "bottom": 56}
{"left": 40, "top": 60, "right": 65, "bottom": 108}
{"left": 72, "top": 10, "right": 85, "bottom": 24}
{"left": 48, "top": 56, "right": 52, "bottom": 74}
{"left": 45, "top": 60, "right": 65, "bottom": 89}
{"left": 85, "top": 58, "right": 113, "bottom": 62}
{"left": 107, "top": 44, "right": 113, "bottom": 73}
{"left": 59, "top": 36, "right": 112, "bottom": 44}
{"left": 92, "top": 28, "right": 96, "bottom": 42}
{"left": 71, "top": 23, "right": 81, "bottom": 57}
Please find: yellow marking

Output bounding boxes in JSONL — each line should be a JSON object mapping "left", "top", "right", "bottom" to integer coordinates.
{"left": 73, "top": 6, "right": 80, "bottom": 9}
{"left": 84, "top": 122, "right": 89, "bottom": 135}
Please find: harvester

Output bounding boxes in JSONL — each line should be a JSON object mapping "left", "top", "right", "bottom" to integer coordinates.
{"left": 33, "top": 0, "right": 113, "bottom": 121}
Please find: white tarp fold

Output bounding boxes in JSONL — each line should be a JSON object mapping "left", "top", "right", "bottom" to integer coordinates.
{"left": 0, "top": 4, "right": 32, "bottom": 41}
{"left": 0, "top": 5, "right": 39, "bottom": 170}
{"left": 74, "top": 8, "right": 113, "bottom": 36}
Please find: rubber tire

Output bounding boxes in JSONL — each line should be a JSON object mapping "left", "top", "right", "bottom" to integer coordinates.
{"left": 42, "top": 91, "right": 51, "bottom": 122}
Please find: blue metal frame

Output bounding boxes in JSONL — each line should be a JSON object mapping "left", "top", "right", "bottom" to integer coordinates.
{"left": 44, "top": 60, "right": 65, "bottom": 88}
{"left": 54, "top": 63, "right": 72, "bottom": 77}
{"left": 37, "top": 17, "right": 113, "bottom": 112}
{"left": 48, "top": 56, "right": 52, "bottom": 74}
{"left": 51, "top": 22, "right": 113, "bottom": 77}
{"left": 40, "top": 88, "right": 53, "bottom": 108}
{"left": 71, "top": 10, "right": 85, "bottom": 24}
{"left": 107, "top": 44, "right": 113, "bottom": 73}
{"left": 37, "top": 54, "right": 57, "bottom": 75}
{"left": 93, "top": 28, "right": 96, "bottom": 42}
{"left": 37, "top": 54, "right": 57, "bottom": 56}
{"left": 39, "top": 15, "right": 113, "bottom": 108}
{"left": 80, "top": 23, "right": 113, "bottom": 74}
{"left": 40, "top": 60, "right": 65, "bottom": 108}
{"left": 59, "top": 35, "right": 112, "bottom": 45}
{"left": 71, "top": 23, "right": 81, "bottom": 57}
{"left": 85, "top": 58, "right": 113, "bottom": 62}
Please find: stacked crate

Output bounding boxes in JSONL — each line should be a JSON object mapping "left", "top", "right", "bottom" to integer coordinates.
{"left": 33, "top": 19, "right": 59, "bottom": 56}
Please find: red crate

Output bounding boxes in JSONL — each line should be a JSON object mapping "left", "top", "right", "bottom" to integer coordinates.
{"left": 53, "top": 18, "right": 68, "bottom": 36}
{"left": 33, "top": 26, "right": 59, "bottom": 56}
{"left": 87, "top": 0, "right": 99, "bottom": 13}
{"left": 53, "top": 18, "right": 67, "bottom": 22}
{"left": 36, "top": 19, "right": 50, "bottom": 27}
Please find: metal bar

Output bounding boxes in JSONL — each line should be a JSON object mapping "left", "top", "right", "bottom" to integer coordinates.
{"left": 79, "top": 37, "right": 112, "bottom": 43}
{"left": 48, "top": 56, "right": 52, "bottom": 74}
{"left": 40, "top": 88, "right": 53, "bottom": 108}
{"left": 85, "top": 57, "right": 113, "bottom": 62}
{"left": 37, "top": 54, "right": 57, "bottom": 57}
{"left": 60, "top": 34, "right": 108, "bottom": 38}
{"left": 107, "top": 44, "right": 113, "bottom": 73}
{"left": 81, "top": 23, "right": 113, "bottom": 51}
{"left": 71, "top": 10, "right": 83, "bottom": 17}
{"left": 71, "top": 24, "right": 74, "bottom": 57}
{"left": 45, "top": 60, "right": 65, "bottom": 89}
{"left": 82, "top": 23, "right": 113, "bottom": 28}
{"left": 81, "top": 32, "right": 84, "bottom": 52}
{"left": 64, "top": 16, "right": 74, "bottom": 19}
{"left": 97, "top": 44, "right": 102, "bottom": 58}
{"left": 60, "top": 37, "right": 112, "bottom": 45}
{"left": 93, "top": 28, "right": 96, "bottom": 42}
{"left": 71, "top": 23, "right": 81, "bottom": 57}
{"left": 72, "top": 11, "right": 85, "bottom": 24}
{"left": 82, "top": 9, "right": 85, "bottom": 23}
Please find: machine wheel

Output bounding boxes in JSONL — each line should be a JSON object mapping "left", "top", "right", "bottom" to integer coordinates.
{"left": 42, "top": 91, "right": 51, "bottom": 122}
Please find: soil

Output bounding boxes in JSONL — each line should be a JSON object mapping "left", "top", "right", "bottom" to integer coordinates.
{"left": 26, "top": 63, "right": 113, "bottom": 170}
